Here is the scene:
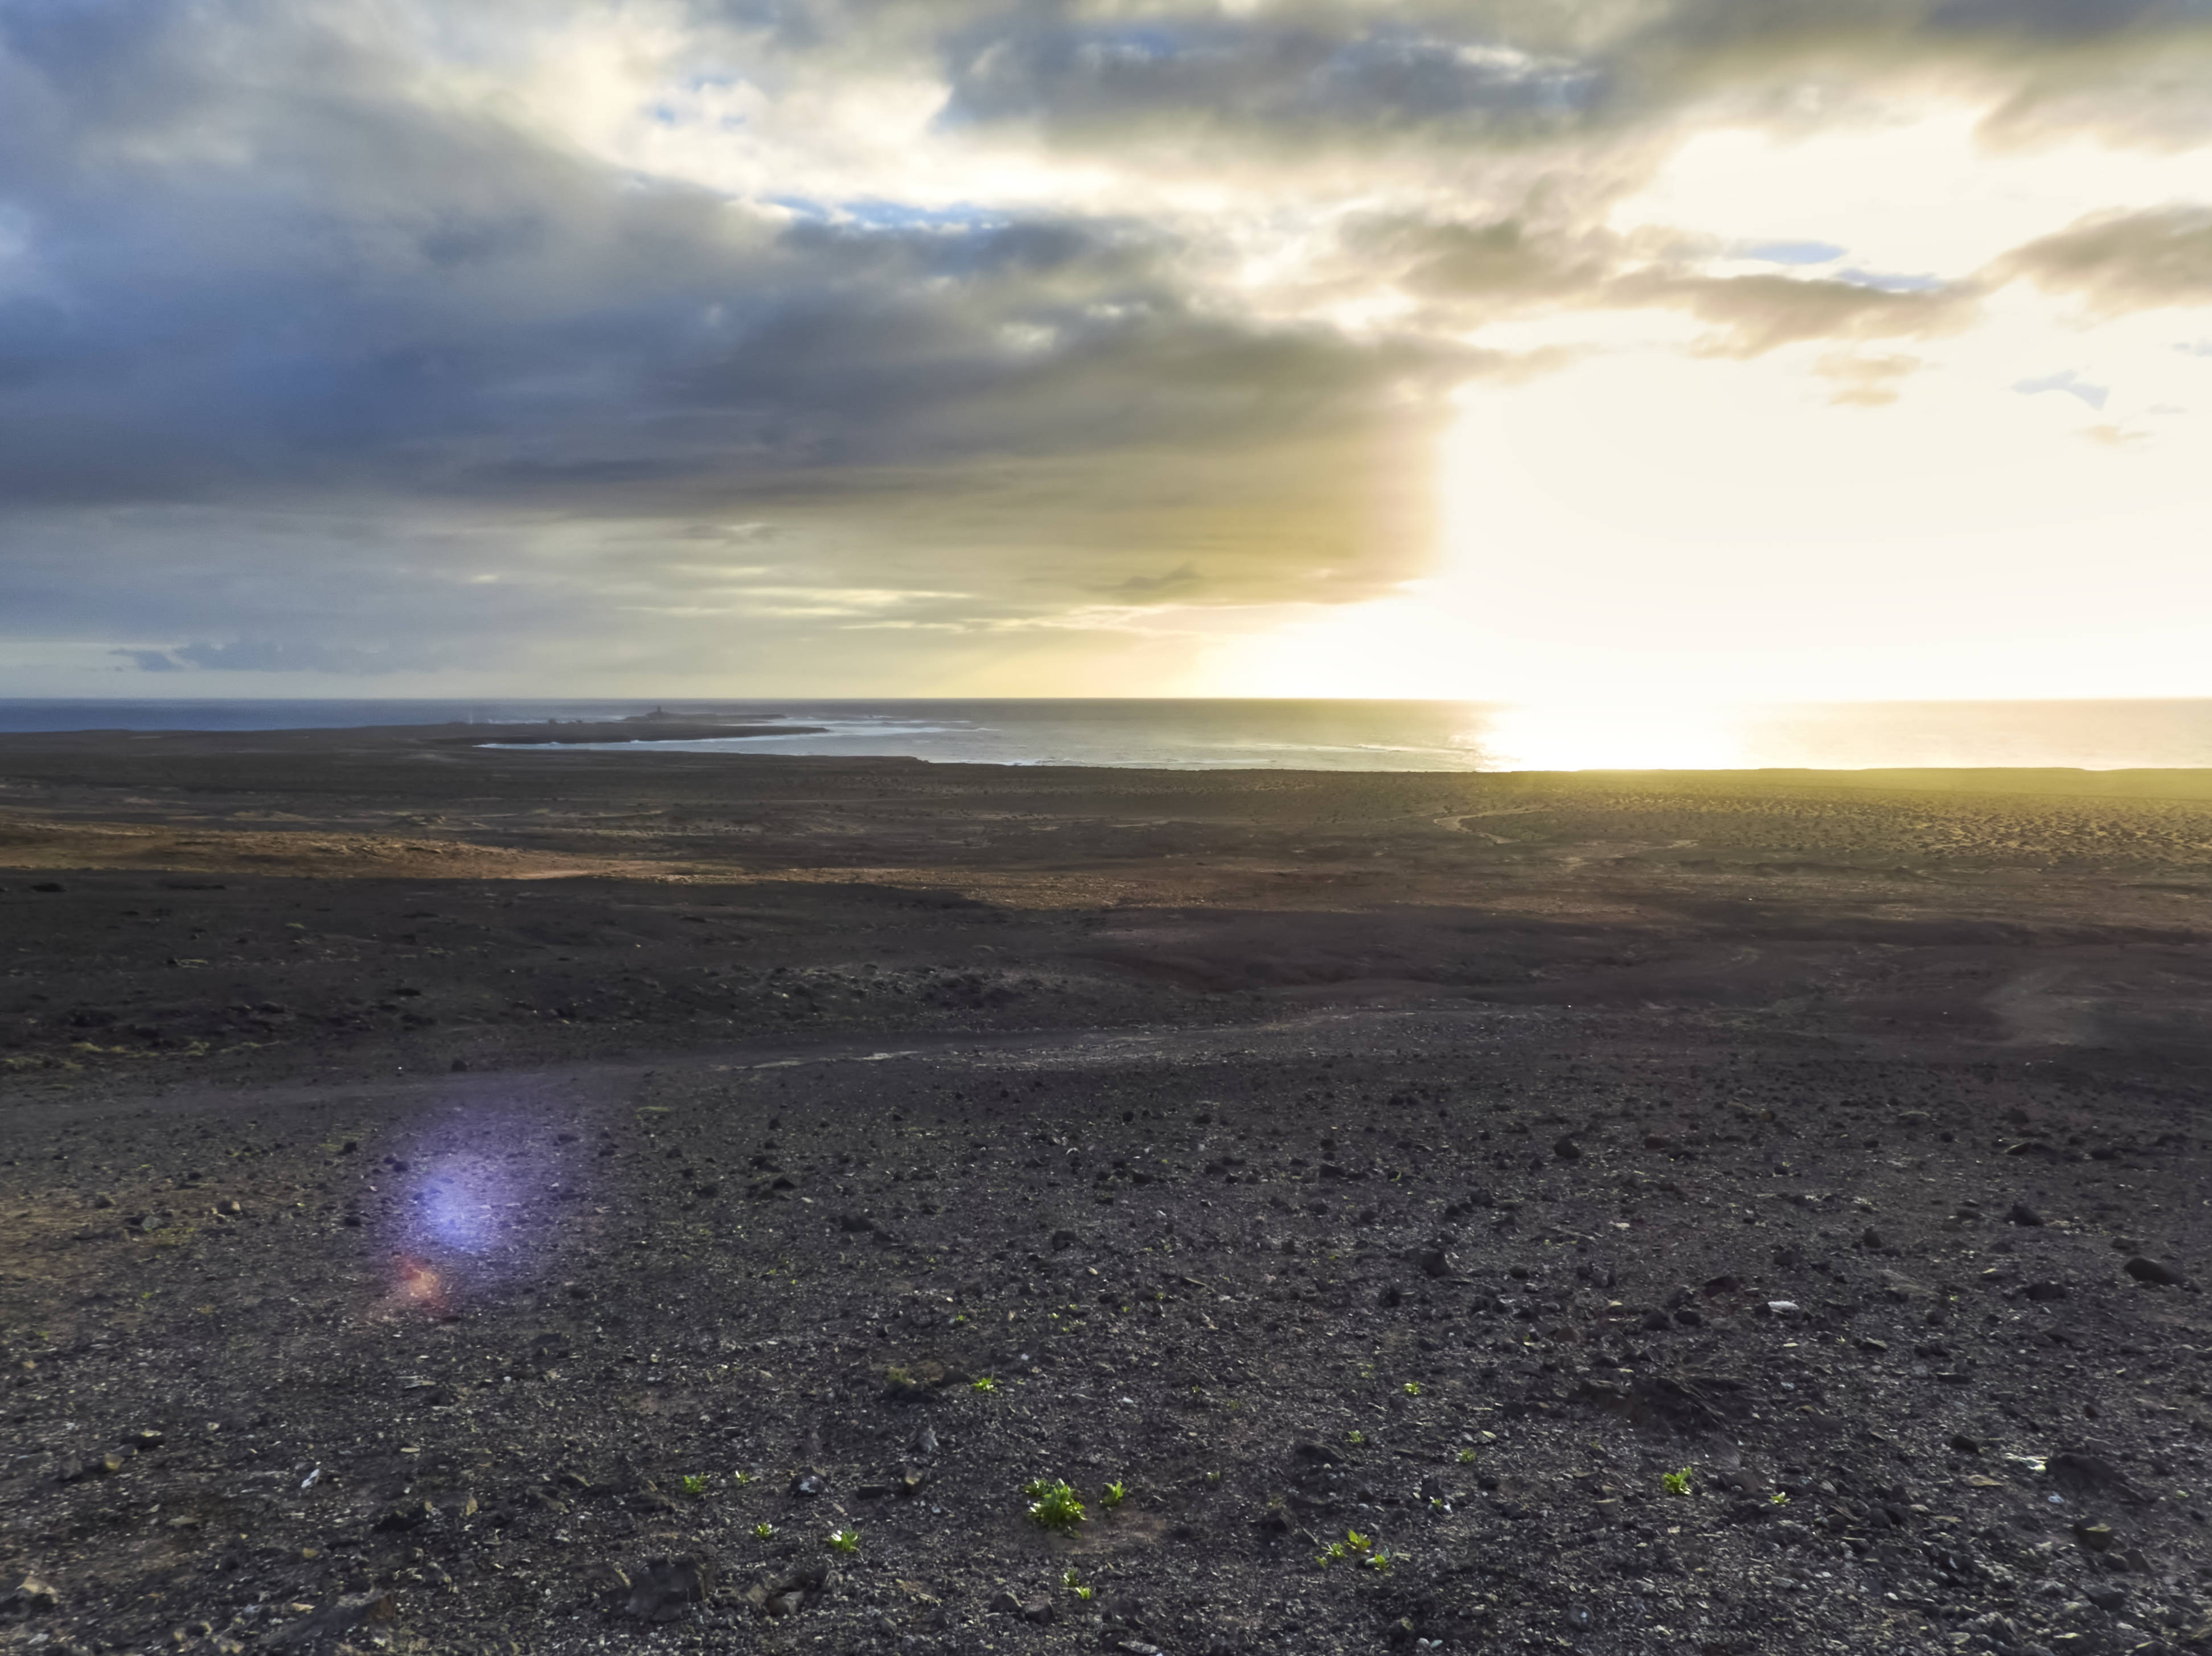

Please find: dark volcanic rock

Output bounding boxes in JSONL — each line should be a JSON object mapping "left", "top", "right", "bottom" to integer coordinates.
{"left": 625, "top": 1556, "right": 714, "bottom": 1622}
{"left": 2125, "top": 1256, "right": 2186, "bottom": 1286}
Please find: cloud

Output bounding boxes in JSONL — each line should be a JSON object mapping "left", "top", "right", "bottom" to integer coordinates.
{"left": 1645, "top": 270, "right": 1979, "bottom": 355}
{"left": 1996, "top": 207, "right": 2212, "bottom": 312}
{"left": 115, "top": 639, "right": 442, "bottom": 675}
{"left": 2012, "top": 368, "right": 2111, "bottom": 409}
{"left": 111, "top": 647, "right": 186, "bottom": 673}
{"left": 1099, "top": 561, "right": 1203, "bottom": 597}
{"left": 2, "top": 0, "right": 2210, "bottom": 690}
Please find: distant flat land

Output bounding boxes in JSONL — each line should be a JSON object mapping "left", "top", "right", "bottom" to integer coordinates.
{"left": 2, "top": 727, "right": 2209, "bottom": 1654}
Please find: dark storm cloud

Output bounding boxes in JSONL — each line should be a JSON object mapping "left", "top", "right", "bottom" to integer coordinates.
{"left": 925, "top": 0, "right": 2212, "bottom": 153}
{"left": 940, "top": 17, "right": 1603, "bottom": 141}
{"left": 0, "top": 3, "right": 1458, "bottom": 518}
{"left": 1, "top": 0, "right": 2206, "bottom": 682}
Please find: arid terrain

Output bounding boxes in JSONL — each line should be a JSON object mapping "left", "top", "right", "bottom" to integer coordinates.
{"left": 3, "top": 724, "right": 2212, "bottom": 1655}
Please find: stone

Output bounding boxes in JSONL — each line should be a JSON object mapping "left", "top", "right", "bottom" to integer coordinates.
{"left": 372, "top": 1496, "right": 438, "bottom": 1533}
{"left": 2124, "top": 1257, "right": 2185, "bottom": 1287}
{"left": 59, "top": 1452, "right": 125, "bottom": 1484}
{"left": 2051, "top": 1454, "right": 2147, "bottom": 1503}
{"left": 625, "top": 1557, "right": 713, "bottom": 1622}
{"left": 1552, "top": 1137, "right": 1582, "bottom": 1162}
{"left": 747, "top": 1564, "right": 830, "bottom": 1618}
{"left": 2024, "top": 1281, "right": 2069, "bottom": 1302}
{"left": 262, "top": 1592, "right": 394, "bottom": 1649}
{"left": 2007, "top": 1203, "right": 2045, "bottom": 1227}
{"left": 3, "top": 1575, "right": 57, "bottom": 1613}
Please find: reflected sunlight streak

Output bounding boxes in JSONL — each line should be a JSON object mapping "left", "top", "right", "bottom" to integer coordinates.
{"left": 1480, "top": 702, "right": 1751, "bottom": 771}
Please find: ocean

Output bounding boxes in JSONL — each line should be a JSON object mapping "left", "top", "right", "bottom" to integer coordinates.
{"left": 3, "top": 697, "right": 2212, "bottom": 772}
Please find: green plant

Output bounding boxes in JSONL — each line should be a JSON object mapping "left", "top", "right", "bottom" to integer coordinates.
{"left": 1062, "top": 1568, "right": 1094, "bottom": 1601}
{"left": 1024, "top": 1477, "right": 1086, "bottom": 1530}
{"left": 753, "top": 1522, "right": 777, "bottom": 1539}
{"left": 1456, "top": 1447, "right": 1477, "bottom": 1465}
{"left": 1345, "top": 1430, "right": 1365, "bottom": 1446}
{"left": 733, "top": 1470, "right": 754, "bottom": 1486}
{"left": 1402, "top": 1382, "right": 1422, "bottom": 1396}
{"left": 827, "top": 1527, "right": 861, "bottom": 1553}
{"left": 1661, "top": 1468, "right": 1693, "bottom": 1497}
{"left": 1101, "top": 1480, "right": 1127, "bottom": 1509}
{"left": 1769, "top": 1490, "right": 1791, "bottom": 1506}
{"left": 1319, "top": 1528, "right": 1389, "bottom": 1570}
{"left": 971, "top": 1375, "right": 997, "bottom": 1393}
{"left": 680, "top": 1473, "right": 708, "bottom": 1499}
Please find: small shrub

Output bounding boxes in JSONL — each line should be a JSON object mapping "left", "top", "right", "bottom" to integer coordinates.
{"left": 971, "top": 1375, "right": 997, "bottom": 1393}
{"left": 827, "top": 1528, "right": 861, "bottom": 1553}
{"left": 1101, "top": 1480, "right": 1127, "bottom": 1509}
{"left": 753, "top": 1522, "right": 776, "bottom": 1539}
{"left": 1661, "top": 1468, "right": 1692, "bottom": 1497}
{"left": 1024, "top": 1477, "right": 1086, "bottom": 1530}
{"left": 680, "top": 1473, "right": 708, "bottom": 1499}
{"left": 1456, "top": 1446, "right": 1477, "bottom": 1465}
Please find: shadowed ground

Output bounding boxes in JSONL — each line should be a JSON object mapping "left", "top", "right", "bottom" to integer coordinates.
{"left": 2, "top": 728, "right": 2209, "bottom": 1654}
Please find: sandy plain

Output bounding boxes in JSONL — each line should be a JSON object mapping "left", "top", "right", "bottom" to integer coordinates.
{"left": 2, "top": 723, "right": 2211, "bottom": 1655}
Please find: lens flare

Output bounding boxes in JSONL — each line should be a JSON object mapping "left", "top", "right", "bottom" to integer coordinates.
{"left": 359, "top": 1098, "right": 590, "bottom": 1318}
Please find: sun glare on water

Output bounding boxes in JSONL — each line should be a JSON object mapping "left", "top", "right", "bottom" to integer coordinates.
{"left": 1481, "top": 702, "right": 1751, "bottom": 771}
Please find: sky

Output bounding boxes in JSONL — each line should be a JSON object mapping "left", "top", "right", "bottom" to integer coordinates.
{"left": 3, "top": 0, "right": 2212, "bottom": 702}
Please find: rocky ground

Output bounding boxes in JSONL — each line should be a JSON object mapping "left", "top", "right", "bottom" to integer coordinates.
{"left": 2, "top": 729, "right": 2211, "bottom": 1655}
